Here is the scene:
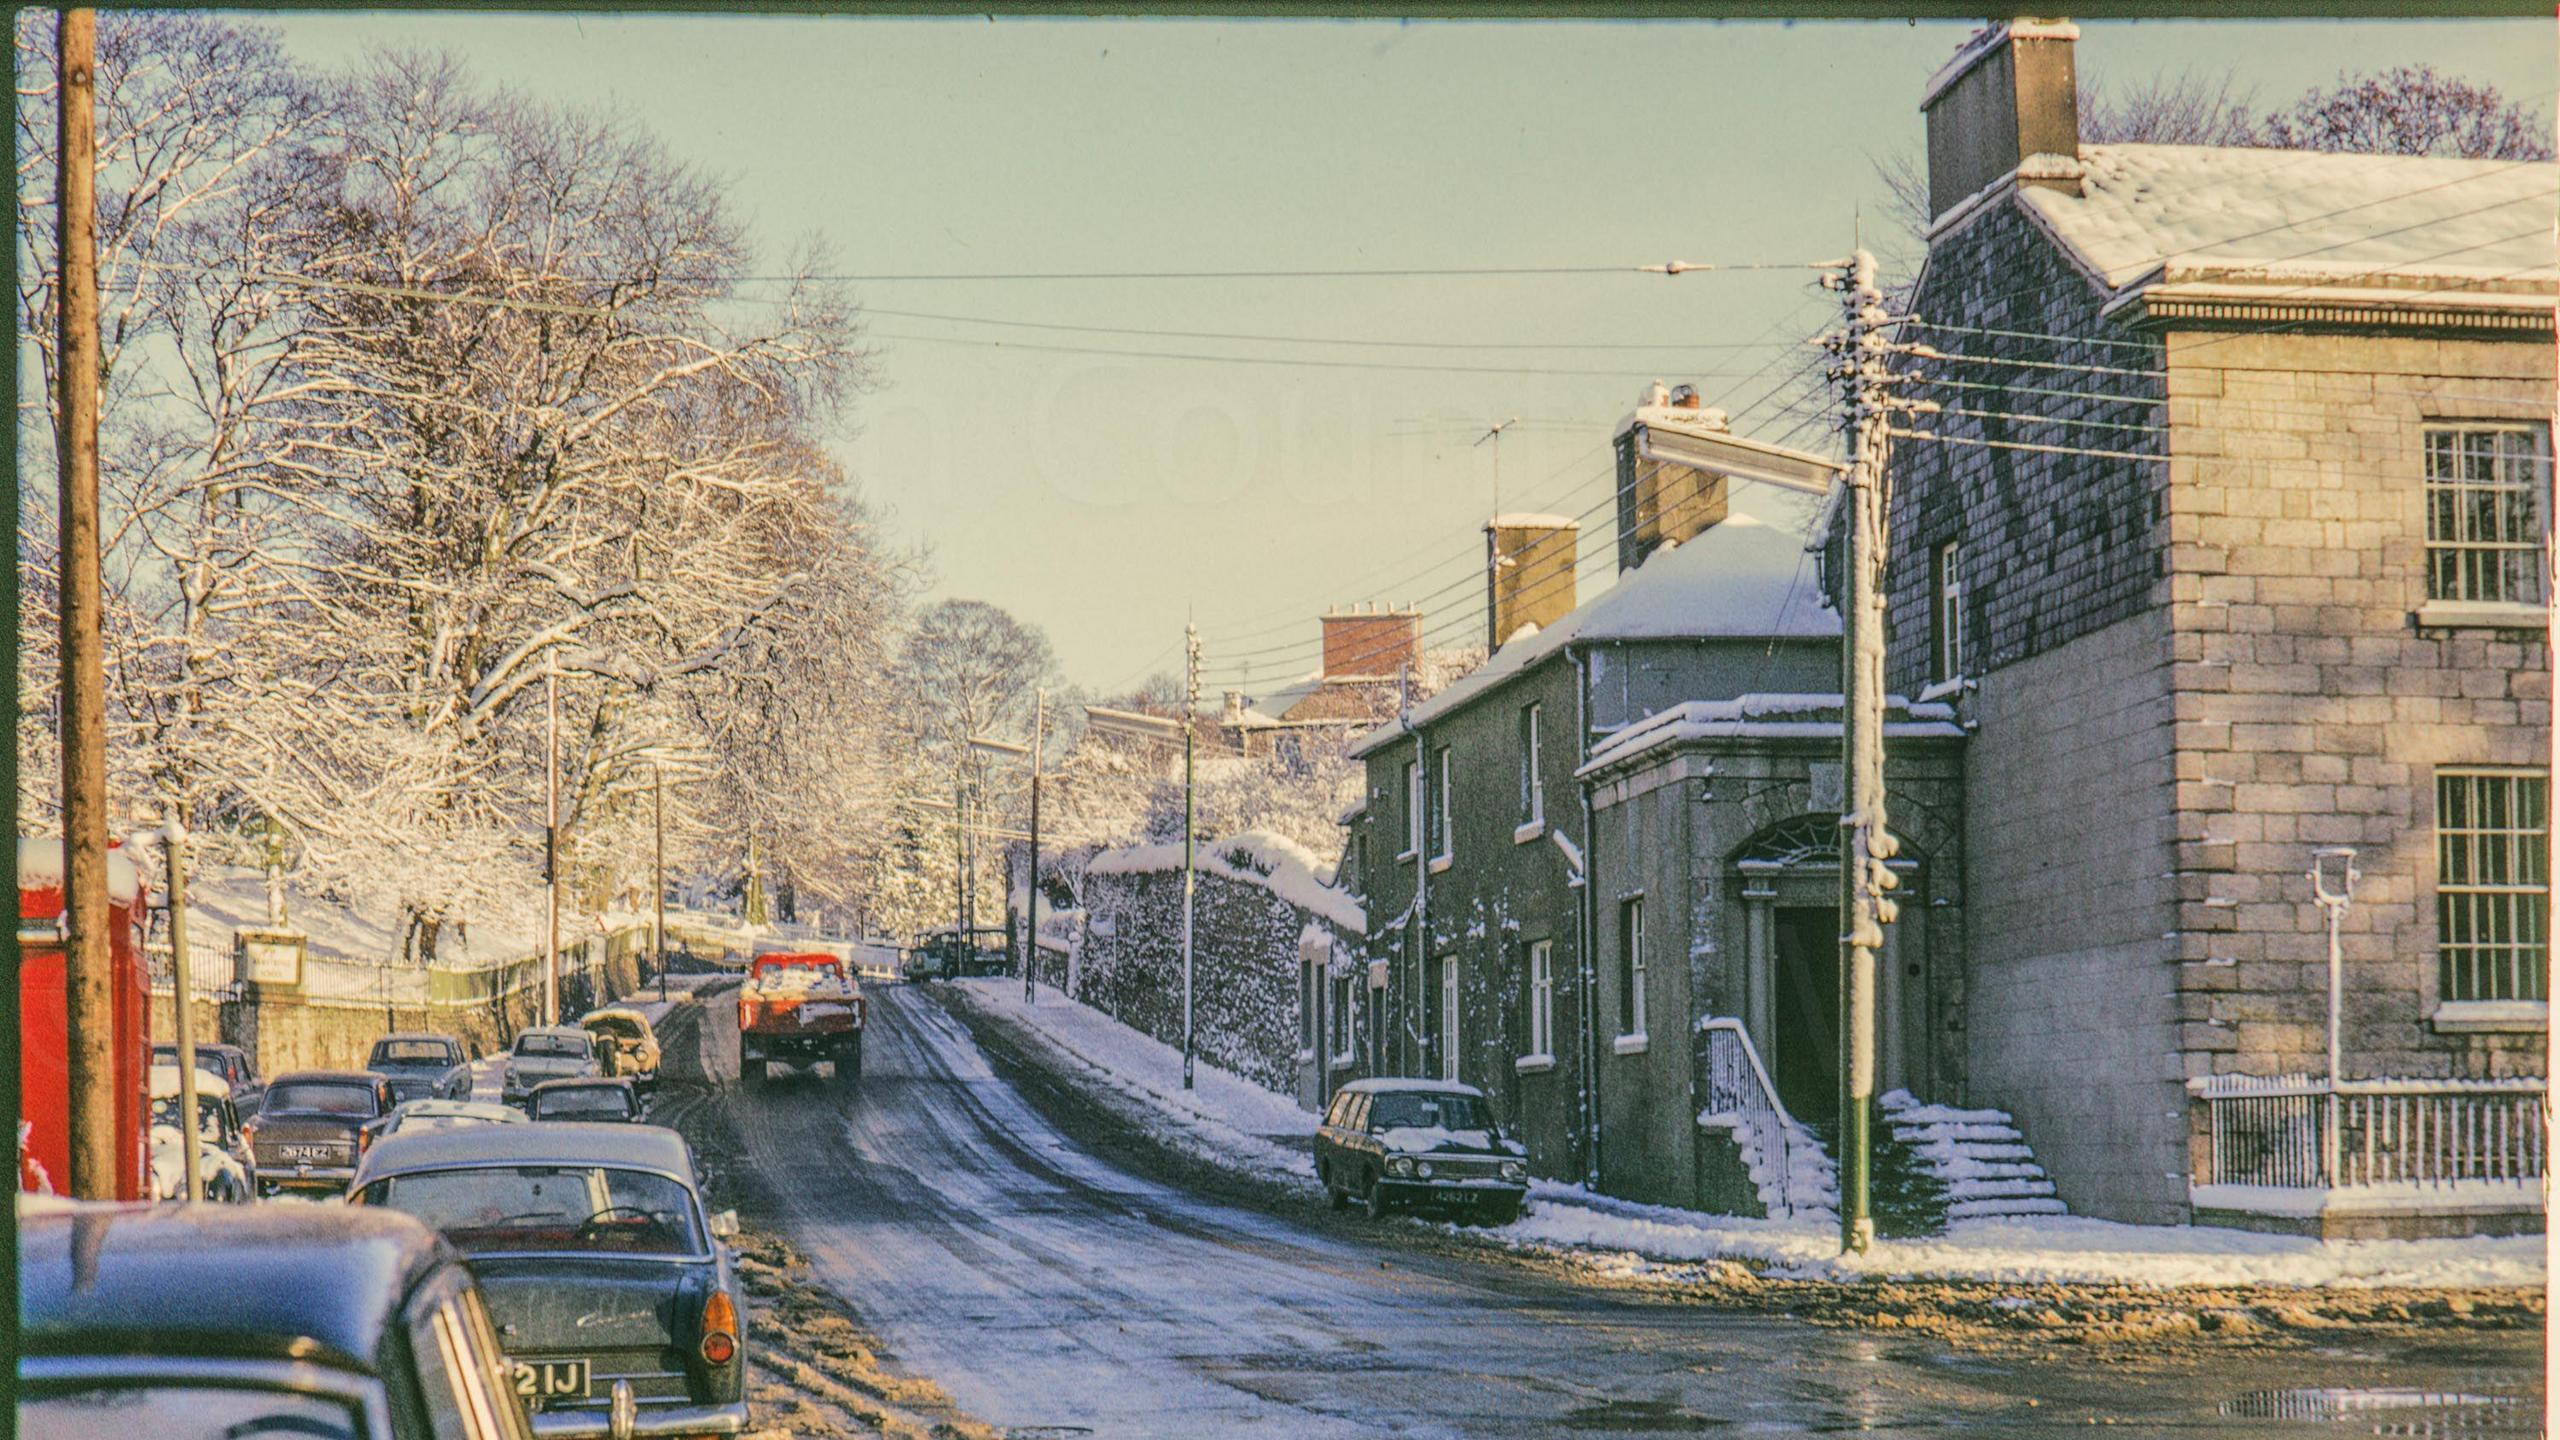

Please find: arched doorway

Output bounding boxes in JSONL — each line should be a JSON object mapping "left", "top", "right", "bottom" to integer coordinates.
{"left": 1732, "top": 816, "right": 1928, "bottom": 1122}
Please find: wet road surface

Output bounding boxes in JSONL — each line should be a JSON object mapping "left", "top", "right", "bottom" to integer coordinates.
{"left": 648, "top": 983, "right": 2541, "bottom": 1439}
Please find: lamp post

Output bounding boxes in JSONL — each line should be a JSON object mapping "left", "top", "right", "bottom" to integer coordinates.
{"left": 2310, "top": 847, "right": 2359, "bottom": 1188}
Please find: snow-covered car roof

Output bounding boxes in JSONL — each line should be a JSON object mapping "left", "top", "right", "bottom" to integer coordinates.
{"left": 148, "top": 1064, "right": 231, "bottom": 1101}
{"left": 581, "top": 1008, "right": 654, "bottom": 1028}
{"left": 387, "top": 1099, "right": 524, "bottom": 1127}
{"left": 355, "top": 1120, "right": 697, "bottom": 1188}
{"left": 1334, "top": 1077, "right": 1488, "bottom": 1098}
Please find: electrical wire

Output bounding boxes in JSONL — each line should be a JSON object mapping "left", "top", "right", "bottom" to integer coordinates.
{"left": 860, "top": 306, "right": 1810, "bottom": 352}
{"left": 867, "top": 330, "right": 1773, "bottom": 379}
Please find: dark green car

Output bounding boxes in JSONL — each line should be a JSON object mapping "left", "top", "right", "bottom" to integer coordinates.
{"left": 1314, "top": 1079, "right": 1531, "bottom": 1224}
{"left": 349, "top": 1123, "right": 749, "bottom": 1438}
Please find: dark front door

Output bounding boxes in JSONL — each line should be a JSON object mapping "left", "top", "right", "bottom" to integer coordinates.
{"left": 1772, "top": 906, "right": 1840, "bottom": 1124}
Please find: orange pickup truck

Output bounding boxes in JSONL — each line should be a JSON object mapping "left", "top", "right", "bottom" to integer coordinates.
{"left": 736, "top": 952, "right": 864, "bottom": 1087}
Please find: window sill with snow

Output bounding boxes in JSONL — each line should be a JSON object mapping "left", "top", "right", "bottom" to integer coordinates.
{"left": 1515, "top": 1053, "right": 1556, "bottom": 1075}
{"left": 1427, "top": 854, "right": 1454, "bottom": 875}
{"left": 2430, "top": 999, "right": 2547, "bottom": 1034}
{"left": 2414, "top": 600, "right": 2548, "bottom": 631}
{"left": 1513, "top": 820, "right": 1545, "bottom": 845}
{"left": 1612, "top": 1033, "right": 1649, "bottom": 1056}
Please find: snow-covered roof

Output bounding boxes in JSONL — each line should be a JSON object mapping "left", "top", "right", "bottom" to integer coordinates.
{"left": 1577, "top": 693, "right": 1963, "bottom": 778}
{"left": 1349, "top": 510, "right": 1836, "bottom": 758}
{"left": 2011, "top": 144, "right": 2560, "bottom": 305}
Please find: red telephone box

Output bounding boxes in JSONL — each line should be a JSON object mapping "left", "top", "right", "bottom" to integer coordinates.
{"left": 17, "top": 837, "right": 151, "bottom": 1199}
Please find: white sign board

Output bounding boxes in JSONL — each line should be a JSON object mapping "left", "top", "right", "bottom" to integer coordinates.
{"left": 235, "top": 929, "right": 306, "bottom": 987}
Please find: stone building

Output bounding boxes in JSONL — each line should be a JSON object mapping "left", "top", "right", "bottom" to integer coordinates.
{"left": 1337, "top": 401, "right": 1990, "bottom": 1213}
{"left": 1889, "top": 20, "right": 2552, "bottom": 1233}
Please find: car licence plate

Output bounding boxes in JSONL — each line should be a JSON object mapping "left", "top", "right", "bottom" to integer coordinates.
{"left": 279, "top": 1145, "right": 337, "bottom": 1161}
{"left": 513, "top": 1359, "right": 590, "bottom": 1402}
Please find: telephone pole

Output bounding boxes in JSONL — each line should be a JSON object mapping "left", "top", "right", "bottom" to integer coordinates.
{"left": 1024, "top": 688, "right": 1045, "bottom": 1004}
{"left": 653, "top": 761, "right": 668, "bottom": 1002}
{"left": 1182, "top": 620, "right": 1199, "bottom": 1090}
{"left": 56, "top": 8, "right": 116, "bottom": 1201}
{"left": 543, "top": 655, "right": 561, "bottom": 1026}
{"left": 1823, "top": 248, "right": 1926, "bottom": 1256}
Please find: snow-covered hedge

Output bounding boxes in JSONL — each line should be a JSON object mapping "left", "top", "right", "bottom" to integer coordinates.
{"left": 1071, "top": 830, "right": 1364, "bottom": 1095}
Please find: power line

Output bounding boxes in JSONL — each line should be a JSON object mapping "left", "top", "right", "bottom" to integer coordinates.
{"left": 860, "top": 306, "right": 1808, "bottom": 352}
{"left": 866, "top": 330, "right": 1772, "bottom": 379}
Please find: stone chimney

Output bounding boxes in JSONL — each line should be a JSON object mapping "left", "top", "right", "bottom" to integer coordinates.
{"left": 1920, "top": 19, "right": 2082, "bottom": 222}
{"left": 1319, "top": 605, "right": 1421, "bottom": 681}
{"left": 1613, "top": 383, "right": 1731, "bottom": 574}
{"left": 1483, "top": 515, "right": 1579, "bottom": 650}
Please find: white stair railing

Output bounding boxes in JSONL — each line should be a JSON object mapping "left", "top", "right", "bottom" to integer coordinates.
{"left": 1695, "top": 1017, "right": 1830, "bottom": 1219}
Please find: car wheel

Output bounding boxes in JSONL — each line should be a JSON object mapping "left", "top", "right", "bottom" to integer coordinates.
{"left": 1325, "top": 1163, "right": 1352, "bottom": 1211}
{"left": 1363, "top": 1171, "right": 1392, "bottom": 1221}
{"left": 741, "top": 1057, "right": 767, "bottom": 1088}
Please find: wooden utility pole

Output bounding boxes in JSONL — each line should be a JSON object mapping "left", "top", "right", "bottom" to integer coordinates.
{"left": 543, "top": 656, "right": 560, "bottom": 1026}
{"left": 1826, "top": 249, "right": 1912, "bottom": 1256}
{"left": 56, "top": 8, "right": 116, "bottom": 1202}
{"left": 654, "top": 762, "right": 668, "bottom": 1002}
{"left": 1023, "top": 689, "right": 1044, "bottom": 1004}
{"left": 1181, "top": 621, "right": 1199, "bottom": 1090}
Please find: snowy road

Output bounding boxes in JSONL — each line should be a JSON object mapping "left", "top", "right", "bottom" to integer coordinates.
{"left": 649, "top": 985, "right": 2539, "bottom": 1439}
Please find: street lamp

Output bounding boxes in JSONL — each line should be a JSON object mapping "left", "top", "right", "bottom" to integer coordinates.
{"left": 630, "top": 747, "right": 716, "bottom": 1002}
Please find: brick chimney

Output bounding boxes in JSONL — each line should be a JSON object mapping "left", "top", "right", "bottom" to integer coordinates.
{"left": 1483, "top": 515, "right": 1579, "bottom": 649}
{"left": 1320, "top": 605, "right": 1420, "bottom": 681}
{"left": 1613, "top": 383, "right": 1731, "bottom": 574}
{"left": 1920, "top": 19, "right": 2082, "bottom": 222}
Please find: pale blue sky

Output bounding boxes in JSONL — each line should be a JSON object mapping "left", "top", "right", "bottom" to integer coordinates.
{"left": 265, "top": 14, "right": 2554, "bottom": 692}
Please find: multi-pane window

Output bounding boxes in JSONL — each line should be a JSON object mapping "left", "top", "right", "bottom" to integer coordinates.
{"left": 1520, "top": 703, "right": 1545, "bottom": 825}
{"left": 2425, "top": 425, "right": 2547, "bottom": 605}
{"left": 1433, "top": 746, "right": 1455, "bottom": 861}
{"left": 1526, "top": 940, "right": 1554, "bottom": 1059}
{"left": 2438, "top": 769, "right": 2549, "bottom": 1003}
{"left": 1403, "top": 760, "right": 1422, "bottom": 855}
{"left": 1618, "top": 897, "right": 1647, "bottom": 1038}
{"left": 1931, "top": 539, "right": 1964, "bottom": 684}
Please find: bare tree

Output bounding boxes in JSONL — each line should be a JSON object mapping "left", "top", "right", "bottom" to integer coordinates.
{"left": 2265, "top": 65, "right": 2553, "bottom": 161}
{"left": 2083, "top": 67, "right": 2264, "bottom": 147}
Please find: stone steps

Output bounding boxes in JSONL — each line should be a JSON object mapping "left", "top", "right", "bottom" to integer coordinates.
{"left": 1881, "top": 1089, "right": 2067, "bottom": 1223}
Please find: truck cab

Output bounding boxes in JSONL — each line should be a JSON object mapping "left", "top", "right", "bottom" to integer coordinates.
{"left": 736, "top": 953, "right": 863, "bottom": 1088}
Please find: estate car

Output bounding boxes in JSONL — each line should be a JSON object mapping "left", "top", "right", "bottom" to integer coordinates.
{"left": 1314, "top": 1078, "right": 1530, "bottom": 1224}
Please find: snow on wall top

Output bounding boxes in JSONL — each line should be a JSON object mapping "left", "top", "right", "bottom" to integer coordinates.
{"left": 17, "top": 838, "right": 143, "bottom": 906}
{"left": 1351, "top": 508, "right": 1836, "bottom": 757}
{"left": 1485, "top": 512, "right": 1581, "bottom": 530}
{"left": 2017, "top": 144, "right": 2560, "bottom": 297}
{"left": 1086, "top": 829, "right": 1365, "bottom": 931}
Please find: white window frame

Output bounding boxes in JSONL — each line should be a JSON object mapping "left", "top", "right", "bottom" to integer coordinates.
{"left": 1402, "top": 759, "right": 1422, "bottom": 858}
{"left": 1432, "top": 746, "right": 1455, "bottom": 865}
{"left": 1525, "top": 940, "right": 1554, "bottom": 1062}
{"left": 1521, "top": 703, "right": 1545, "bottom": 827}
{"left": 2423, "top": 424, "right": 2547, "bottom": 608}
{"left": 1440, "top": 955, "right": 1460, "bottom": 1083}
{"left": 1618, "top": 896, "right": 1647, "bottom": 1042}
{"left": 2436, "top": 767, "right": 2549, "bottom": 1009}
{"left": 1932, "top": 538, "right": 1964, "bottom": 685}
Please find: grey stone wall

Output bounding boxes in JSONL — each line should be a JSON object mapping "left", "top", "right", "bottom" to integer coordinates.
{"left": 1074, "top": 855, "right": 1320, "bottom": 1096}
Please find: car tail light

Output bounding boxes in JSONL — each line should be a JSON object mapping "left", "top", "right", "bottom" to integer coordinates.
{"left": 700, "top": 1290, "right": 738, "bottom": 1366}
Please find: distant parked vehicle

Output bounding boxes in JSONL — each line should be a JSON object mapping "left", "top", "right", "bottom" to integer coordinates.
{"left": 365, "top": 1032, "right": 475, "bottom": 1104}
{"left": 349, "top": 1124, "right": 750, "bottom": 1437}
{"left": 526, "top": 1076, "right": 643, "bottom": 1124}
{"left": 151, "top": 1041, "right": 264, "bottom": 1114}
{"left": 501, "top": 1025, "right": 601, "bottom": 1107}
{"left": 18, "top": 1201, "right": 534, "bottom": 1440}
{"left": 581, "top": 1008, "right": 663, "bottom": 1090}
{"left": 384, "top": 1097, "right": 528, "bottom": 1136}
{"left": 146, "top": 1065, "right": 254, "bottom": 1203}
{"left": 1315, "top": 1079, "right": 1530, "bottom": 1225}
{"left": 737, "top": 952, "right": 863, "bottom": 1087}
{"left": 245, "top": 1070, "right": 397, "bottom": 1198}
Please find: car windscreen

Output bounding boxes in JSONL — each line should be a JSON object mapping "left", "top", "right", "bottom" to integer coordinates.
{"left": 358, "top": 1165, "right": 703, "bottom": 1255}
{"left": 514, "top": 1034, "right": 591, "bottom": 1058}
{"left": 371, "top": 1039, "right": 454, "bottom": 1064}
{"left": 150, "top": 1094, "right": 229, "bottom": 1143}
{"left": 1367, "top": 1092, "right": 1493, "bottom": 1134}
{"left": 22, "top": 1383, "right": 361, "bottom": 1440}
{"left": 262, "top": 1082, "right": 377, "bottom": 1116}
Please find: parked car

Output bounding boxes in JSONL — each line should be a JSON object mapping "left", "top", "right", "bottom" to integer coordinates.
{"left": 367, "top": 1032, "right": 475, "bottom": 1104}
{"left": 151, "top": 1040, "right": 262, "bottom": 1113}
{"left": 385, "top": 1097, "right": 529, "bottom": 1136}
{"left": 146, "top": 1064, "right": 254, "bottom": 1203}
{"left": 581, "top": 1008, "right": 663, "bottom": 1090}
{"left": 18, "top": 1201, "right": 534, "bottom": 1440}
{"left": 526, "top": 1077, "right": 643, "bottom": 1124}
{"left": 1314, "top": 1079, "right": 1530, "bottom": 1224}
{"left": 502, "top": 1026, "right": 602, "bottom": 1107}
{"left": 244, "top": 1069, "right": 397, "bottom": 1197}
{"left": 349, "top": 1123, "right": 749, "bottom": 1438}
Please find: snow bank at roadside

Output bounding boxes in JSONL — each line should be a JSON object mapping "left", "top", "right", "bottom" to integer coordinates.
{"left": 1508, "top": 1182, "right": 2545, "bottom": 1289}
{"left": 944, "top": 979, "right": 2543, "bottom": 1293}
{"left": 948, "top": 978, "right": 1317, "bottom": 1190}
